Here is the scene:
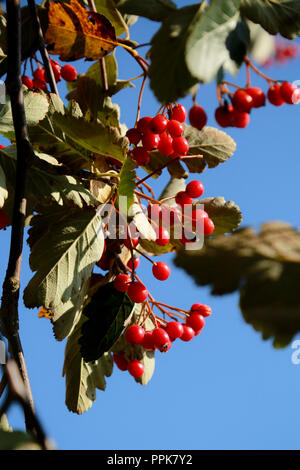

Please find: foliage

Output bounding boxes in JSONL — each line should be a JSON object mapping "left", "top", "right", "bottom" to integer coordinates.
{"left": 0, "top": 0, "right": 299, "bottom": 429}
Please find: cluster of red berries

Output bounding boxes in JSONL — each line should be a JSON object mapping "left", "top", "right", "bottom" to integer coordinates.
{"left": 21, "top": 60, "right": 77, "bottom": 91}
{"left": 126, "top": 104, "right": 190, "bottom": 165}
{"left": 263, "top": 41, "right": 300, "bottom": 68}
{"left": 113, "top": 303, "right": 212, "bottom": 378}
{"left": 215, "top": 82, "right": 300, "bottom": 129}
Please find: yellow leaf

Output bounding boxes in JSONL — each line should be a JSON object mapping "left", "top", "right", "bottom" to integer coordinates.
{"left": 45, "top": 0, "right": 117, "bottom": 61}
{"left": 38, "top": 307, "right": 53, "bottom": 319}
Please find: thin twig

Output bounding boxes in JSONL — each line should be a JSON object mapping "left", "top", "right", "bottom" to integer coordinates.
{"left": 27, "top": 0, "right": 58, "bottom": 94}
{"left": 1, "top": 0, "right": 35, "bottom": 432}
{"left": 87, "top": 0, "right": 109, "bottom": 93}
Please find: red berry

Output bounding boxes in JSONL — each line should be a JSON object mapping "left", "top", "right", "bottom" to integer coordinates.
{"left": 215, "top": 105, "right": 234, "bottom": 127}
{"left": 203, "top": 217, "right": 215, "bottom": 235}
{"left": 125, "top": 324, "right": 145, "bottom": 344}
{"left": 186, "top": 180, "right": 204, "bottom": 199}
{"left": 136, "top": 116, "right": 152, "bottom": 134}
{"left": 155, "top": 226, "right": 170, "bottom": 246}
{"left": 61, "top": 64, "right": 77, "bottom": 82}
{"left": 180, "top": 230, "right": 197, "bottom": 246}
{"left": 172, "top": 136, "right": 189, "bottom": 155}
{"left": 232, "top": 110, "right": 250, "bottom": 128}
{"left": 21, "top": 75, "right": 33, "bottom": 88}
{"left": 142, "top": 130, "right": 160, "bottom": 150}
{"left": 157, "top": 132, "right": 173, "bottom": 156}
{"left": 162, "top": 339, "right": 172, "bottom": 352}
{"left": 189, "top": 105, "right": 207, "bottom": 130}
{"left": 0, "top": 209, "right": 8, "bottom": 230}
{"left": 152, "top": 327, "right": 170, "bottom": 351}
{"left": 131, "top": 147, "right": 149, "bottom": 165}
{"left": 96, "top": 251, "right": 110, "bottom": 271}
{"left": 0, "top": 145, "right": 5, "bottom": 149}
{"left": 191, "top": 303, "right": 212, "bottom": 317}
{"left": 191, "top": 208, "right": 208, "bottom": 224}
{"left": 167, "top": 120, "right": 184, "bottom": 137}
{"left": 128, "top": 281, "right": 148, "bottom": 303}
{"left": 141, "top": 330, "right": 156, "bottom": 350}
{"left": 113, "top": 353, "right": 128, "bottom": 371}
{"left": 127, "top": 257, "right": 140, "bottom": 270}
{"left": 50, "top": 60, "right": 61, "bottom": 82}
{"left": 123, "top": 234, "right": 139, "bottom": 249}
{"left": 267, "top": 84, "right": 285, "bottom": 106}
{"left": 126, "top": 128, "right": 141, "bottom": 145}
{"left": 152, "top": 262, "right": 170, "bottom": 281}
{"left": 175, "top": 191, "right": 193, "bottom": 207}
{"left": 280, "top": 81, "right": 300, "bottom": 104}
{"left": 147, "top": 203, "right": 162, "bottom": 221}
{"left": 128, "top": 360, "right": 144, "bottom": 378}
{"left": 180, "top": 325, "right": 195, "bottom": 342}
{"left": 32, "top": 78, "right": 47, "bottom": 91}
{"left": 232, "top": 89, "right": 253, "bottom": 113}
{"left": 114, "top": 273, "right": 131, "bottom": 292}
{"left": 165, "top": 321, "right": 184, "bottom": 341}
{"left": 33, "top": 68, "right": 46, "bottom": 82}
{"left": 170, "top": 104, "right": 187, "bottom": 123}
{"left": 245, "top": 87, "right": 266, "bottom": 108}
{"left": 186, "top": 313, "right": 205, "bottom": 332}
{"left": 150, "top": 114, "right": 168, "bottom": 134}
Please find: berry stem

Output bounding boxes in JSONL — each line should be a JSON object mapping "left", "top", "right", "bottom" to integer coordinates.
{"left": 133, "top": 247, "right": 155, "bottom": 265}
{"left": 244, "top": 56, "right": 276, "bottom": 84}
{"left": 135, "top": 156, "right": 181, "bottom": 186}
{"left": 135, "top": 73, "right": 147, "bottom": 125}
{"left": 27, "top": 0, "right": 59, "bottom": 94}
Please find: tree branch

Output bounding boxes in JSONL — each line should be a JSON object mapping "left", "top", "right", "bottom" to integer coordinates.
{"left": 27, "top": 0, "right": 58, "bottom": 95}
{"left": 0, "top": 360, "right": 54, "bottom": 450}
{"left": 0, "top": 0, "right": 35, "bottom": 432}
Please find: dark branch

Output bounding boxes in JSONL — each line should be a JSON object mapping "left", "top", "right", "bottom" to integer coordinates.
{"left": 27, "top": 0, "right": 58, "bottom": 95}
{"left": 0, "top": 360, "right": 54, "bottom": 450}
{"left": 1, "top": 0, "right": 35, "bottom": 432}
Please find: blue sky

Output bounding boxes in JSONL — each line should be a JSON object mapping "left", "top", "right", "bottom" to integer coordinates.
{"left": 1, "top": 0, "right": 300, "bottom": 450}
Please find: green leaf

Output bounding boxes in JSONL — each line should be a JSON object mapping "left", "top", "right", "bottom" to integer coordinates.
{"left": 225, "top": 19, "right": 250, "bottom": 67}
{"left": 185, "top": 0, "right": 241, "bottom": 83}
{"left": 0, "top": 146, "right": 95, "bottom": 208}
{"left": 79, "top": 282, "right": 135, "bottom": 362}
{"left": 53, "top": 112, "right": 129, "bottom": 163}
{"left": 93, "top": 0, "right": 128, "bottom": 35}
{"left": 23, "top": 206, "right": 104, "bottom": 322}
{"left": 247, "top": 21, "right": 275, "bottom": 65}
{"left": 183, "top": 125, "right": 237, "bottom": 173}
{"left": 140, "top": 196, "right": 242, "bottom": 255}
{"left": 199, "top": 197, "right": 243, "bottom": 235}
{"left": 63, "top": 315, "right": 113, "bottom": 414}
{"left": 117, "top": 156, "right": 136, "bottom": 216}
{"left": 240, "top": 0, "right": 300, "bottom": 39}
{"left": 0, "top": 415, "right": 12, "bottom": 433}
{"left": 66, "top": 54, "right": 133, "bottom": 121}
{"left": 149, "top": 4, "right": 200, "bottom": 103}
{"left": 144, "top": 150, "right": 187, "bottom": 180}
{"left": 174, "top": 222, "right": 300, "bottom": 348}
{"left": 116, "top": 0, "right": 176, "bottom": 21}
{"left": 0, "top": 89, "right": 49, "bottom": 139}
{"left": 28, "top": 94, "right": 93, "bottom": 171}
{"left": 0, "top": 430, "right": 42, "bottom": 450}
{"left": 159, "top": 177, "right": 186, "bottom": 204}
